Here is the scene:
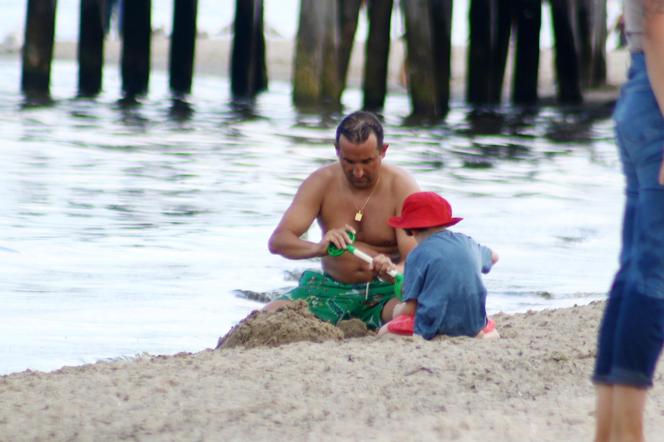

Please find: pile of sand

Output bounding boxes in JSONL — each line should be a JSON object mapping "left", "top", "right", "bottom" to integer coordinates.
{"left": 216, "top": 301, "right": 371, "bottom": 349}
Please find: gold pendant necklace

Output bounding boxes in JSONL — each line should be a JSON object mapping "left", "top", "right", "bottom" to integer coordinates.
{"left": 353, "top": 176, "right": 380, "bottom": 222}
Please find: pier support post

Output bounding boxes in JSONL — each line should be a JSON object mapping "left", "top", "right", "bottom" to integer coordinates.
{"left": 231, "top": 0, "right": 267, "bottom": 100}
{"left": 169, "top": 0, "right": 198, "bottom": 98}
{"left": 120, "top": 0, "right": 151, "bottom": 99}
{"left": 512, "top": 0, "right": 541, "bottom": 104}
{"left": 590, "top": 0, "right": 607, "bottom": 87}
{"left": 293, "top": 0, "right": 341, "bottom": 109}
{"left": 22, "top": 0, "right": 58, "bottom": 100}
{"left": 550, "top": 0, "right": 582, "bottom": 103}
{"left": 338, "top": 0, "right": 362, "bottom": 92}
{"left": 363, "top": 0, "right": 393, "bottom": 111}
{"left": 430, "top": 0, "right": 453, "bottom": 114}
{"left": 78, "top": 0, "right": 106, "bottom": 97}
{"left": 576, "top": 0, "right": 593, "bottom": 87}
{"left": 402, "top": 0, "right": 448, "bottom": 117}
{"left": 467, "top": 0, "right": 510, "bottom": 106}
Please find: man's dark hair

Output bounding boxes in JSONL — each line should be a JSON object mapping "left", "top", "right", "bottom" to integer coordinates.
{"left": 335, "top": 111, "right": 384, "bottom": 148}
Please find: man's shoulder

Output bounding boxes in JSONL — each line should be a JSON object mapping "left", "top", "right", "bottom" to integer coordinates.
{"left": 302, "top": 163, "right": 338, "bottom": 186}
{"left": 382, "top": 163, "right": 419, "bottom": 192}
{"left": 309, "top": 163, "right": 338, "bottom": 178}
{"left": 383, "top": 162, "right": 412, "bottom": 178}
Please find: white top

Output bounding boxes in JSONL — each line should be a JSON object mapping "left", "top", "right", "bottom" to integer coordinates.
{"left": 624, "top": 0, "right": 644, "bottom": 52}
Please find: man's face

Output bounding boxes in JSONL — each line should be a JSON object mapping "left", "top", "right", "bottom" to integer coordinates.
{"left": 336, "top": 133, "right": 386, "bottom": 189}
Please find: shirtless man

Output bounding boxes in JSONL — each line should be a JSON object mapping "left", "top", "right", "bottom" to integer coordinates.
{"left": 265, "top": 111, "right": 420, "bottom": 329}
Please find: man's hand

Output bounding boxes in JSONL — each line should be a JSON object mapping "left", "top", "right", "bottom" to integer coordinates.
{"left": 372, "top": 253, "right": 398, "bottom": 281}
{"left": 319, "top": 225, "right": 356, "bottom": 256}
{"left": 659, "top": 158, "right": 664, "bottom": 185}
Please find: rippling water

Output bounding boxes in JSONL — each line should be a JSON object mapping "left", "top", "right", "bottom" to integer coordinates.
{"left": 0, "top": 56, "right": 623, "bottom": 374}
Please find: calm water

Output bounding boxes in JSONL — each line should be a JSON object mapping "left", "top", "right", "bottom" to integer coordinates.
{"left": 0, "top": 55, "right": 623, "bottom": 375}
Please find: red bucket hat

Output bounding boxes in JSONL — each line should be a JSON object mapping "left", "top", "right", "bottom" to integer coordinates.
{"left": 388, "top": 192, "right": 463, "bottom": 229}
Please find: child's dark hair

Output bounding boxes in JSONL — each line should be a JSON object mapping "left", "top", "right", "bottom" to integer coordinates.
{"left": 404, "top": 227, "right": 430, "bottom": 236}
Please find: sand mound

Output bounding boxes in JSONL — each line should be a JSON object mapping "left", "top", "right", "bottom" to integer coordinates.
{"left": 337, "top": 318, "right": 371, "bottom": 338}
{"left": 216, "top": 301, "right": 344, "bottom": 349}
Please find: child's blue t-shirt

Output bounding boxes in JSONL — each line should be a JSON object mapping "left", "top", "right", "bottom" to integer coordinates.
{"left": 402, "top": 230, "right": 494, "bottom": 339}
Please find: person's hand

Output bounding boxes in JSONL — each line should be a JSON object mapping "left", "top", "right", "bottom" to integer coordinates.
{"left": 372, "top": 253, "right": 398, "bottom": 281}
{"left": 319, "top": 224, "right": 356, "bottom": 256}
{"left": 659, "top": 158, "right": 664, "bottom": 185}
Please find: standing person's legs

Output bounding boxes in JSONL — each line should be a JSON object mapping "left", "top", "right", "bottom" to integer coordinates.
{"left": 594, "top": 385, "right": 613, "bottom": 442}
{"left": 593, "top": 67, "right": 641, "bottom": 440}
{"left": 610, "top": 385, "right": 647, "bottom": 442}
{"left": 607, "top": 179, "right": 664, "bottom": 440}
{"left": 594, "top": 72, "right": 664, "bottom": 439}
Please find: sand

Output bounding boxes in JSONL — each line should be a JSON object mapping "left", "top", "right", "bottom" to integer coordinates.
{"left": 1, "top": 300, "right": 663, "bottom": 441}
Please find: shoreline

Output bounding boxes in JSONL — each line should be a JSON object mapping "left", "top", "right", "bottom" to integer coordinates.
{"left": 1, "top": 301, "right": 663, "bottom": 441}
{"left": 1, "top": 37, "right": 629, "bottom": 102}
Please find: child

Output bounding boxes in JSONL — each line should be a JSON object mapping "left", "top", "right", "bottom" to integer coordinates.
{"left": 378, "top": 191, "right": 499, "bottom": 339}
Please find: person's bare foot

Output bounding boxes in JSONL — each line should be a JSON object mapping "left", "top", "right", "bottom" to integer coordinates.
{"left": 476, "top": 318, "right": 500, "bottom": 339}
{"left": 477, "top": 328, "right": 500, "bottom": 339}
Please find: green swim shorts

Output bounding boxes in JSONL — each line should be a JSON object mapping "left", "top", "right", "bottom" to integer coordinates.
{"left": 276, "top": 270, "right": 398, "bottom": 330}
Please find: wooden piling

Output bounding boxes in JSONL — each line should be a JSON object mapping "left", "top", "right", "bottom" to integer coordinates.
{"left": 120, "top": 0, "right": 151, "bottom": 99}
{"left": 293, "top": 0, "right": 324, "bottom": 106}
{"left": 492, "top": 0, "right": 512, "bottom": 103}
{"left": 467, "top": 0, "right": 496, "bottom": 105}
{"left": 231, "top": 0, "right": 267, "bottom": 99}
{"left": 590, "top": 0, "right": 607, "bottom": 87}
{"left": 467, "top": 0, "right": 517, "bottom": 105}
{"left": 575, "top": 0, "right": 593, "bottom": 87}
{"left": 550, "top": 0, "right": 582, "bottom": 103}
{"left": 338, "top": 0, "right": 362, "bottom": 91}
{"left": 78, "top": 0, "right": 105, "bottom": 97}
{"left": 169, "top": 0, "right": 198, "bottom": 98}
{"left": 21, "top": 0, "right": 57, "bottom": 99}
{"left": 320, "top": 1, "right": 342, "bottom": 107}
{"left": 512, "top": 0, "right": 541, "bottom": 104}
{"left": 401, "top": 0, "right": 440, "bottom": 116}
{"left": 362, "top": 0, "right": 393, "bottom": 110}
{"left": 293, "top": 0, "right": 341, "bottom": 108}
{"left": 430, "top": 0, "right": 453, "bottom": 114}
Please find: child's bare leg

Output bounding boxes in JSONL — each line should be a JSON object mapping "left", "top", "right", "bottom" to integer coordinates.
{"left": 380, "top": 298, "right": 400, "bottom": 323}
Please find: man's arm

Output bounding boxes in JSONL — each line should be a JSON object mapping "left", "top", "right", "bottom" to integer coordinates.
{"left": 268, "top": 172, "right": 326, "bottom": 259}
{"left": 643, "top": 0, "right": 664, "bottom": 184}
{"left": 268, "top": 170, "right": 356, "bottom": 259}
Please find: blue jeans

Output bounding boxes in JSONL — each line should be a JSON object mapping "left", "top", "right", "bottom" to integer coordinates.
{"left": 593, "top": 52, "right": 664, "bottom": 388}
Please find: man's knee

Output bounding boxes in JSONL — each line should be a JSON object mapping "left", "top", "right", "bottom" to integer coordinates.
{"left": 380, "top": 298, "right": 400, "bottom": 323}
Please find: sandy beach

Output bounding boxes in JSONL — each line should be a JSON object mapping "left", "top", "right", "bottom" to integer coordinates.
{"left": 1, "top": 301, "right": 663, "bottom": 441}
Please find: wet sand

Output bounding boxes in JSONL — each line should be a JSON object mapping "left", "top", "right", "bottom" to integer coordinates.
{"left": 1, "top": 301, "right": 663, "bottom": 441}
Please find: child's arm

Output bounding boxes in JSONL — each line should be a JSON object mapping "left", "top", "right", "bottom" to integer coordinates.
{"left": 393, "top": 299, "right": 417, "bottom": 317}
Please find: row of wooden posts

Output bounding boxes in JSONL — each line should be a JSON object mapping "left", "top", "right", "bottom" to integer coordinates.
{"left": 22, "top": 0, "right": 607, "bottom": 115}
